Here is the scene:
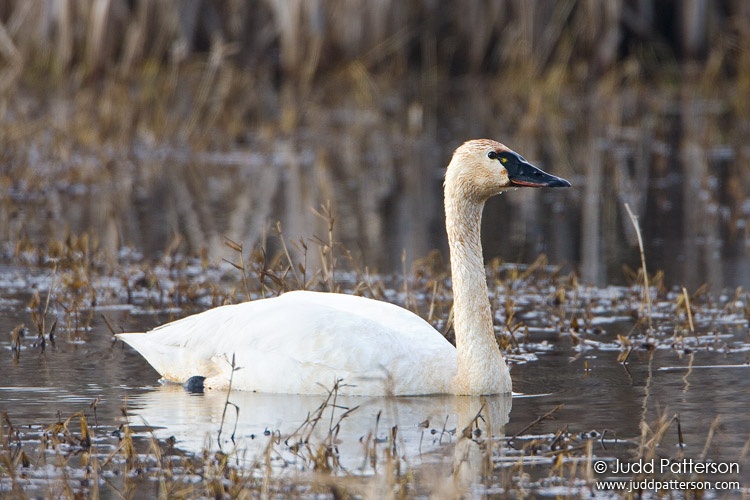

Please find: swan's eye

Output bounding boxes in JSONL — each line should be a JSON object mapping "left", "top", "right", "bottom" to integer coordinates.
{"left": 489, "top": 150, "right": 511, "bottom": 164}
{"left": 491, "top": 152, "right": 510, "bottom": 164}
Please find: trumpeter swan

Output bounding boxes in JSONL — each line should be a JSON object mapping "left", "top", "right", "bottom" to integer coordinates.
{"left": 118, "top": 139, "right": 570, "bottom": 395}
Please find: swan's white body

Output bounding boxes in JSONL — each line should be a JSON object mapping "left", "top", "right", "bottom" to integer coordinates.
{"left": 119, "top": 291, "right": 456, "bottom": 395}
{"left": 118, "top": 139, "right": 570, "bottom": 396}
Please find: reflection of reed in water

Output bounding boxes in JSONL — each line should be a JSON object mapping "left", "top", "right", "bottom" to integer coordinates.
{"left": 452, "top": 396, "right": 509, "bottom": 492}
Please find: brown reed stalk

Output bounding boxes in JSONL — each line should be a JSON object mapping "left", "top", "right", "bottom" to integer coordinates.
{"left": 223, "top": 238, "right": 251, "bottom": 300}
{"left": 217, "top": 354, "right": 240, "bottom": 451}
{"left": 624, "top": 203, "right": 653, "bottom": 331}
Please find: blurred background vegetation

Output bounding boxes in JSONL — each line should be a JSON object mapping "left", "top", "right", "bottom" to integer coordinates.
{"left": 1, "top": 0, "right": 748, "bottom": 289}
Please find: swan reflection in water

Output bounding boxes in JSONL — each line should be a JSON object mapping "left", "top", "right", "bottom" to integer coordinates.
{"left": 126, "top": 384, "right": 511, "bottom": 482}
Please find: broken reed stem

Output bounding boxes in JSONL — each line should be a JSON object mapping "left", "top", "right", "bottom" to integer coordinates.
{"left": 312, "top": 202, "right": 337, "bottom": 292}
{"left": 675, "top": 414, "right": 685, "bottom": 448}
{"left": 699, "top": 415, "right": 721, "bottom": 462}
{"left": 427, "top": 280, "right": 438, "bottom": 321}
{"left": 217, "top": 353, "right": 240, "bottom": 450}
{"left": 509, "top": 404, "right": 564, "bottom": 445}
{"left": 401, "top": 249, "right": 413, "bottom": 312}
{"left": 681, "top": 286, "right": 695, "bottom": 334}
{"left": 40, "top": 259, "right": 59, "bottom": 336}
{"left": 323, "top": 203, "right": 336, "bottom": 292}
{"left": 624, "top": 203, "right": 652, "bottom": 331}
{"left": 223, "top": 238, "right": 251, "bottom": 300}
{"left": 276, "top": 221, "right": 302, "bottom": 288}
{"left": 460, "top": 403, "right": 486, "bottom": 439}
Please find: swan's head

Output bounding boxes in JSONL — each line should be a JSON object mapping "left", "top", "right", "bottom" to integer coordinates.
{"left": 446, "top": 139, "right": 571, "bottom": 201}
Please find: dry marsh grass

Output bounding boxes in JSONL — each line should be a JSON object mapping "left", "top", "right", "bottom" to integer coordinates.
{"left": 1, "top": 1, "right": 749, "bottom": 287}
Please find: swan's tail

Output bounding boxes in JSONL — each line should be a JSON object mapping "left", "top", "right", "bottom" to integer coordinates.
{"left": 117, "top": 332, "right": 220, "bottom": 385}
{"left": 116, "top": 333, "right": 145, "bottom": 348}
{"left": 117, "top": 333, "right": 182, "bottom": 383}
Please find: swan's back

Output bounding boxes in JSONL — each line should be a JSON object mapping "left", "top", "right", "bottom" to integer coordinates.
{"left": 118, "top": 291, "right": 457, "bottom": 395}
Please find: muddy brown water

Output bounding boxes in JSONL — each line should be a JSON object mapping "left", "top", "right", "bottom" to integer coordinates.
{"left": 0, "top": 267, "right": 748, "bottom": 496}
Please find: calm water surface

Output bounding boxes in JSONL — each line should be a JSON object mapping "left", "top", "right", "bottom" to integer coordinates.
{"left": 1, "top": 266, "right": 749, "bottom": 495}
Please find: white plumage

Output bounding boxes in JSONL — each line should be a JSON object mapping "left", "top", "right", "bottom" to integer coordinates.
{"left": 118, "top": 139, "right": 570, "bottom": 395}
{"left": 119, "top": 291, "right": 456, "bottom": 395}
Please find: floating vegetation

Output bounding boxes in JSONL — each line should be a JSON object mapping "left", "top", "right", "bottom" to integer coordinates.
{"left": 1, "top": 224, "right": 748, "bottom": 496}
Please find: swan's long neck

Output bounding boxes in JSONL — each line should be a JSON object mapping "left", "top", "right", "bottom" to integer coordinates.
{"left": 445, "top": 183, "right": 509, "bottom": 394}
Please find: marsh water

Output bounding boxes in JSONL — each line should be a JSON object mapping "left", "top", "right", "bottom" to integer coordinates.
{"left": 1, "top": 261, "right": 748, "bottom": 496}
{"left": 3, "top": 87, "right": 750, "bottom": 494}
